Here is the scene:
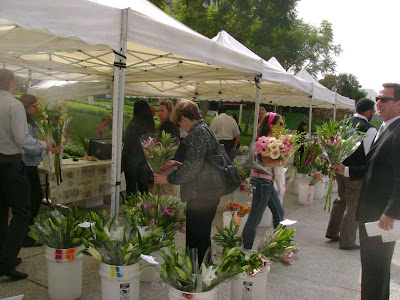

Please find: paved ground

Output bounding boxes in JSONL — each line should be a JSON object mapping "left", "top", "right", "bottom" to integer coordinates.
{"left": 1, "top": 182, "right": 400, "bottom": 300}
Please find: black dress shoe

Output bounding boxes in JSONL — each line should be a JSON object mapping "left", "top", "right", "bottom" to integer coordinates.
{"left": 340, "top": 244, "right": 360, "bottom": 250}
{"left": 325, "top": 234, "right": 340, "bottom": 242}
{"left": 0, "top": 269, "right": 28, "bottom": 281}
{"left": 15, "top": 258, "right": 22, "bottom": 267}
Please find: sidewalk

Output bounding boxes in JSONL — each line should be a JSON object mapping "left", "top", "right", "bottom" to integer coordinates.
{"left": 1, "top": 188, "right": 400, "bottom": 299}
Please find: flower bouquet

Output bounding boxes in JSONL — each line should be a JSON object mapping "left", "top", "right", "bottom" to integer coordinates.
{"left": 238, "top": 145, "right": 250, "bottom": 156}
{"left": 316, "top": 118, "right": 365, "bottom": 211}
{"left": 309, "top": 171, "right": 323, "bottom": 186}
{"left": 124, "top": 192, "right": 186, "bottom": 239}
{"left": 82, "top": 210, "right": 173, "bottom": 266}
{"left": 258, "top": 224, "right": 297, "bottom": 266}
{"left": 29, "top": 207, "right": 90, "bottom": 249}
{"left": 37, "top": 98, "right": 70, "bottom": 184}
{"left": 294, "top": 141, "right": 322, "bottom": 174}
{"left": 141, "top": 131, "right": 179, "bottom": 174}
{"left": 156, "top": 246, "right": 241, "bottom": 294}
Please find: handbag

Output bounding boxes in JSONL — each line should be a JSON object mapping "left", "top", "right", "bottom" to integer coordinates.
{"left": 196, "top": 125, "right": 241, "bottom": 199}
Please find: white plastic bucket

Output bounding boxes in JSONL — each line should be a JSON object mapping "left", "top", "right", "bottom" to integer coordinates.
{"left": 233, "top": 190, "right": 249, "bottom": 205}
{"left": 313, "top": 181, "right": 325, "bottom": 200}
{"left": 230, "top": 266, "right": 270, "bottom": 300}
{"left": 298, "top": 183, "right": 314, "bottom": 205}
{"left": 45, "top": 245, "right": 84, "bottom": 300}
{"left": 99, "top": 262, "right": 141, "bottom": 300}
{"left": 258, "top": 209, "right": 272, "bottom": 227}
{"left": 223, "top": 212, "right": 248, "bottom": 235}
{"left": 140, "top": 249, "right": 165, "bottom": 283}
{"left": 293, "top": 173, "right": 310, "bottom": 194}
{"left": 168, "top": 287, "right": 217, "bottom": 300}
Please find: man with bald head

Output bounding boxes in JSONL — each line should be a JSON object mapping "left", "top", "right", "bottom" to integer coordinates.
{"left": 0, "top": 69, "right": 52, "bottom": 280}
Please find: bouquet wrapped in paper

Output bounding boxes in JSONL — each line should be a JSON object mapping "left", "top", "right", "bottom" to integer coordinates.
{"left": 316, "top": 118, "right": 366, "bottom": 211}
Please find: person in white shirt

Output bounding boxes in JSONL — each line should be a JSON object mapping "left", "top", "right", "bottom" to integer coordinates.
{"left": 326, "top": 98, "right": 377, "bottom": 250}
{"left": 210, "top": 105, "right": 240, "bottom": 161}
{"left": 0, "top": 69, "right": 52, "bottom": 281}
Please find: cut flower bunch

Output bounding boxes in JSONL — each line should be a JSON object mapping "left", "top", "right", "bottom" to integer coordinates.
{"left": 316, "top": 118, "right": 365, "bottom": 211}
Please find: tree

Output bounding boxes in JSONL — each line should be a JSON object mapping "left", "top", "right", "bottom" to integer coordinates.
{"left": 319, "top": 73, "right": 367, "bottom": 100}
{"left": 150, "top": 0, "right": 342, "bottom": 77}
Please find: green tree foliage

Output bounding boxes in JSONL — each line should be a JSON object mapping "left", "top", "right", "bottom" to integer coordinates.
{"left": 149, "top": 0, "right": 342, "bottom": 76}
{"left": 319, "top": 73, "right": 367, "bottom": 100}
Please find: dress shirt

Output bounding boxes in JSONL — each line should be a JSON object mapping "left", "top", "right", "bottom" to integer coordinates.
{"left": 0, "top": 90, "right": 46, "bottom": 155}
{"left": 209, "top": 113, "right": 240, "bottom": 140}
{"left": 353, "top": 113, "right": 377, "bottom": 155}
{"left": 344, "top": 115, "right": 400, "bottom": 177}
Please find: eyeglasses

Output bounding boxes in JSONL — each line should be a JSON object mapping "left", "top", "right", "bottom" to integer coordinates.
{"left": 376, "top": 96, "right": 400, "bottom": 103}
{"left": 277, "top": 122, "right": 284, "bottom": 126}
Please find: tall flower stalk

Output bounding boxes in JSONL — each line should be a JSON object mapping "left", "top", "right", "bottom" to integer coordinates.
{"left": 316, "top": 118, "right": 365, "bottom": 211}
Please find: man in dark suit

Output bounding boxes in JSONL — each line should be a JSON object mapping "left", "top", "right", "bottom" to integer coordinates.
{"left": 334, "top": 83, "right": 400, "bottom": 299}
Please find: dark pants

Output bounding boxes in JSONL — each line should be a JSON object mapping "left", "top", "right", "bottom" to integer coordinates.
{"left": 243, "top": 177, "right": 284, "bottom": 249}
{"left": 26, "top": 166, "right": 43, "bottom": 227}
{"left": 326, "top": 174, "right": 362, "bottom": 247}
{"left": 123, "top": 158, "right": 149, "bottom": 197}
{"left": 218, "top": 140, "right": 235, "bottom": 162}
{"left": 359, "top": 224, "right": 395, "bottom": 300}
{"left": 186, "top": 197, "right": 220, "bottom": 266}
{"left": 0, "top": 154, "right": 31, "bottom": 273}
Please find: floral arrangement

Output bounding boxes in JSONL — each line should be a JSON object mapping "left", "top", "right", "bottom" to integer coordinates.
{"left": 258, "top": 224, "right": 297, "bottom": 266}
{"left": 141, "top": 131, "right": 179, "bottom": 174}
{"left": 309, "top": 171, "right": 323, "bottom": 186}
{"left": 212, "top": 219, "right": 270, "bottom": 277}
{"left": 36, "top": 97, "right": 70, "bottom": 184}
{"left": 157, "top": 247, "right": 241, "bottom": 293}
{"left": 225, "top": 202, "right": 251, "bottom": 219}
{"left": 254, "top": 131, "right": 303, "bottom": 161}
{"left": 294, "top": 141, "right": 322, "bottom": 174}
{"left": 314, "top": 155, "right": 329, "bottom": 176}
{"left": 238, "top": 145, "right": 250, "bottom": 156}
{"left": 124, "top": 192, "right": 186, "bottom": 238}
{"left": 81, "top": 211, "right": 173, "bottom": 266}
{"left": 29, "top": 207, "right": 90, "bottom": 249}
{"left": 316, "top": 118, "right": 365, "bottom": 211}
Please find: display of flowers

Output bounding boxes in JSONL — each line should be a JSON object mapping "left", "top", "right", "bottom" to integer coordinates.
{"left": 316, "top": 118, "right": 365, "bottom": 211}
{"left": 309, "top": 171, "right": 323, "bottom": 186}
{"left": 36, "top": 97, "right": 70, "bottom": 184}
{"left": 141, "top": 130, "right": 179, "bottom": 174}
{"left": 225, "top": 202, "right": 251, "bottom": 219}
{"left": 258, "top": 224, "right": 297, "bottom": 266}
{"left": 156, "top": 246, "right": 241, "bottom": 293}
{"left": 29, "top": 207, "right": 91, "bottom": 249}
{"left": 254, "top": 133, "right": 302, "bottom": 161}
{"left": 294, "top": 141, "right": 322, "bottom": 174}
{"left": 124, "top": 192, "right": 186, "bottom": 239}
{"left": 82, "top": 211, "right": 173, "bottom": 266}
{"left": 238, "top": 145, "right": 250, "bottom": 156}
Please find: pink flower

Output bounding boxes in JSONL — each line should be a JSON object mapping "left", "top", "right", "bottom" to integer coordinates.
{"left": 179, "top": 226, "right": 186, "bottom": 233}
{"left": 281, "top": 252, "right": 294, "bottom": 265}
{"left": 149, "top": 219, "right": 156, "bottom": 229}
{"left": 141, "top": 137, "right": 154, "bottom": 148}
{"left": 162, "top": 207, "right": 172, "bottom": 216}
{"left": 269, "top": 149, "right": 280, "bottom": 160}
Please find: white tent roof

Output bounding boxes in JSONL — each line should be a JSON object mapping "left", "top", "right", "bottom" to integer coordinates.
{"left": 295, "top": 69, "right": 355, "bottom": 110}
{"left": 0, "top": 0, "right": 264, "bottom": 90}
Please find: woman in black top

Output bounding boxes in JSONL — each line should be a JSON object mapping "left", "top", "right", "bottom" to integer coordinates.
{"left": 154, "top": 100, "right": 219, "bottom": 265}
{"left": 122, "top": 100, "right": 155, "bottom": 197}
{"left": 158, "top": 100, "right": 180, "bottom": 140}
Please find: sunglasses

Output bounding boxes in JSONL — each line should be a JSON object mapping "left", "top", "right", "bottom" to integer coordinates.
{"left": 376, "top": 96, "right": 400, "bottom": 103}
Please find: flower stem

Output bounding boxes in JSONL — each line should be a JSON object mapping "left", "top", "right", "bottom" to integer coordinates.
{"left": 324, "top": 170, "right": 335, "bottom": 212}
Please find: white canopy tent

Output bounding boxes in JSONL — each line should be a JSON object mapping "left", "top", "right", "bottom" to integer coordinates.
{"left": 1, "top": 0, "right": 267, "bottom": 216}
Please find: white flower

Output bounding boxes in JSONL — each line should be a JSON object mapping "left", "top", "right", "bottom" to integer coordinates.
{"left": 110, "top": 226, "right": 124, "bottom": 241}
{"left": 138, "top": 226, "right": 151, "bottom": 238}
{"left": 104, "top": 227, "right": 111, "bottom": 239}
{"left": 201, "top": 264, "right": 217, "bottom": 287}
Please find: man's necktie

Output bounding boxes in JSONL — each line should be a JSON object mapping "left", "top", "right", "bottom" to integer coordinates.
{"left": 374, "top": 124, "right": 385, "bottom": 143}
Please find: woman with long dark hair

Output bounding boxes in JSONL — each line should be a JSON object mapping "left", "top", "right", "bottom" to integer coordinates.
{"left": 122, "top": 100, "right": 155, "bottom": 196}
{"left": 242, "top": 112, "right": 285, "bottom": 249}
{"left": 20, "top": 94, "right": 62, "bottom": 247}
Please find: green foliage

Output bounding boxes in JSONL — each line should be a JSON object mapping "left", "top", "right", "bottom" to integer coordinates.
{"left": 29, "top": 207, "right": 90, "bottom": 249}
{"left": 259, "top": 224, "right": 296, "bottom": 265}
{"left": 319, "top": 73, "right": 368, "bottom": 100}
{"left": 82, "top": 211, "right": 174, "bottom": 266}
{"left": 294, "top": 141, "right": 322, "bottom": 174}
{"left": 212, "top": 217, "right": 242, "bottom": 250}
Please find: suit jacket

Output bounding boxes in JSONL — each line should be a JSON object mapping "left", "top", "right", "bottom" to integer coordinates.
{"left": 349, "top": 118, "right": 400, "bottom": 223}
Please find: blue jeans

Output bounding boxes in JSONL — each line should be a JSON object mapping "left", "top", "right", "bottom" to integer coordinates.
{"left": 242, "top": 177, "right": 284, "bottom": 249}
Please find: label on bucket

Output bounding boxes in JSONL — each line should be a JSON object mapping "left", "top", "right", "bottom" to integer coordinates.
{"left": 242, "top": 281, "right": 253, "bottom": 300}
{"left": 54, "top": 248, "right": 76, "bottom": 262}
{"left": 120, "top": 283, "right": 130, "bottom": 300}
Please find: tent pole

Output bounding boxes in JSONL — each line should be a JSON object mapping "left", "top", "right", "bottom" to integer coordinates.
{"left": 238, "top": 101, "right": 243, "bottom": 125}
{"left": 253, "top": 75, "right": 262, "bottom": 141}
{"left": 333, "top": 88, "right": 337, "bottom": 121}
{"left": 110, "top": 8, "right": 128, "bottom": 218}
{"left": 308, "top": 96, "right": 312, "bottom": 136}
{"left": 28, "top": 69, "right": 32, "bottom": 89}
{"left": 273, "top": 105, "right": 277, "bottom": 113}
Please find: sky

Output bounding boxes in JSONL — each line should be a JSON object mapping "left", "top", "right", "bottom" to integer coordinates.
{"left": 296, "top": 0, "right": 399, "bottom": 93}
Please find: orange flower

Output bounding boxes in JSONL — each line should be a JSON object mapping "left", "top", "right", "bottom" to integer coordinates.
{"left": 225, "top": 203, "right": 240, "bottom": 211}
{"left": 240, "top": 205, "right": 250, "bottom": 215}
